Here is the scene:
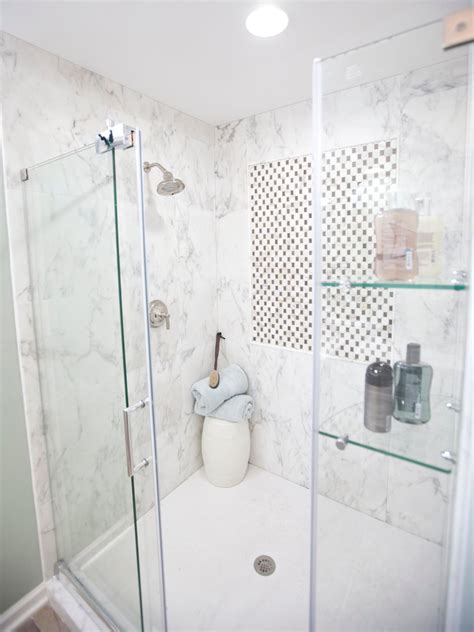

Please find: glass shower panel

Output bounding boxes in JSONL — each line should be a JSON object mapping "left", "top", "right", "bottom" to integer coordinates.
{"left": 23, "top": 142, "right": 164, "bottom": 631}
{"left": 111, "top": 142, "right": 167, "bottom": 632}
{"left": 312, "top": 21, "right": 470, "bottom": 631}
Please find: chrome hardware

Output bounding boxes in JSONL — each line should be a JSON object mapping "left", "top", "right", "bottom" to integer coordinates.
{"left": 20, "top": 168, "right": 29, "bottom": 182}
{"left": 441, "top": 450, "right": 457, "bottom": 465}
{"left": 149, "top": 299, "right": 170, "bottom": 329}
{"left": 451, "top": 270, "right": 468, "bottom": 284}
{"left": 335, "top": 435, "right": 349, "bottom": 450}
{"left": 96, "top": 122, "right": 134, "bottom": 154}
{"left": 123, "top": 398, "right": 151, "bottom": 477}
{"left": 446, "top": 402, "right": 461, "bottom": 413}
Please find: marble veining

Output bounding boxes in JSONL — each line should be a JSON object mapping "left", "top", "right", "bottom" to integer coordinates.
{"left": 1, "top": 30, "right": 217, "bottom": 575}
{"left": 215, "top": 53, "right": 468, "bottom": 546}
{"left": 1, "top": 25, "right": 469, "bottom": 590}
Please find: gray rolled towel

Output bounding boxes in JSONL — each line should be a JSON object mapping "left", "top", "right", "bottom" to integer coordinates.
{"left": 207, "top": 394, "right": 254, "bottom": 423}
{"left": 191, "top": 364, "right": 248, "bottom": 416}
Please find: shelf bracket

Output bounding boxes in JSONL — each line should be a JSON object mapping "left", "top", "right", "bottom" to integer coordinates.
{"left": 335, "top": 435, "right": 349, "bottom": 451}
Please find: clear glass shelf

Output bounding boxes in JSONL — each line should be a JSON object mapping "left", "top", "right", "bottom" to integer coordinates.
{"left": 321, "top": 279, "right": 468, "bottom": 291}
{"left": 318, "top": 396, "right": 456, "bottom": 474}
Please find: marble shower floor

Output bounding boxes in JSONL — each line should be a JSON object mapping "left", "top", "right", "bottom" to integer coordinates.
{"left": 78, "top": 465, "right": 442, "bottom": 632}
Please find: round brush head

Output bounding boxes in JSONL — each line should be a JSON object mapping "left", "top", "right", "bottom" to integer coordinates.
{"left": 209, "top": 370, "right": 220, "bottom": 389}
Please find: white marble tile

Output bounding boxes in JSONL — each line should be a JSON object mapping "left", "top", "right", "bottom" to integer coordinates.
{"left": 316, "top": 495, "right": 443, "bottom": 632}
{"left": 47, "top": 576, "right": 105, "bottom": 632}
{"left": 1, "top": 31, "right": 217, "bottom": 577}
{"left": 322, "top": 75, "right": 401, "bottom": 152}
{"left": 215, "top": 102, "right": 313, "bottom": 490}
{"left": 386, "top": 459, "right": 449, "bottom": 545}
{"left": 318, "top": 433, "right": 389, "bottom": 520}
{"left": 398, "top": 57, "right": 468, "bottom": 274}
{"left": 77, "top": 465, "right": 444, "bottom": 632}
{"left": 2, "top": 25, "right": 469, "bottom": 588}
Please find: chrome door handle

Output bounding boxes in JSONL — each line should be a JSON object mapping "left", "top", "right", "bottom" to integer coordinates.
{"left": 123, "top": 398, "right": 151, "bottom": 477}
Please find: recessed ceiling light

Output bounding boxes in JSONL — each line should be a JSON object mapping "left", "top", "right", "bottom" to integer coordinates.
{"left": 246, "top": 6, "right": 289, "bottom": 38}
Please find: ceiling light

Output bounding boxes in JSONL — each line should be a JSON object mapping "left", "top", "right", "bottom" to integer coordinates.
{"left": 246, "top": 6, "right": 289, "bottom": 38}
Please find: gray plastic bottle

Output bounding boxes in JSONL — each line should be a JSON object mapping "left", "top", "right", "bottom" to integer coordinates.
{"left": 364, "top": 361, "right": 393, "bottom": 433}
{"left": 393, "top": 343, "right": 433, "bottom": 424}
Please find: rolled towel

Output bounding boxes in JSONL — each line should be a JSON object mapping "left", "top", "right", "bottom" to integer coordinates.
{"left": 207, "top": 394, "right": 254, "bottom": 423}
{"left": 192, "top": 364, "right": 248, "bottom": 416}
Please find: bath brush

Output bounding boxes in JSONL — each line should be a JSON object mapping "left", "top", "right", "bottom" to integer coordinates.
{"left": 209, "top": 332, "right": 225, "bottom": 389}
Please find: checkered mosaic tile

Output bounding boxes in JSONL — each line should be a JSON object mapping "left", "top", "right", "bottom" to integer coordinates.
{"left": 249, "top": 140, "right": 396, "bottom": 361}
{"left": 321, "top": 140, "right": 396, "bottom": 362}
{"left": 249, "top": 156, "right": 313, "bottom": 352}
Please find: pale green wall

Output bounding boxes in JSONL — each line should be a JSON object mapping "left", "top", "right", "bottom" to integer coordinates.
{"left": 0, "top": 130, "right": 43, "bottom": 613}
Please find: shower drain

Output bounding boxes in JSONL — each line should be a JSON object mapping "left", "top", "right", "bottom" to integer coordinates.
{"left": 254, "top": 555, "right": 276, "bottom": 576}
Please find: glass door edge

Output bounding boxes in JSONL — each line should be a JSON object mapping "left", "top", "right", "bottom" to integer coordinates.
{"left": 134, "top": 128, "right": 169, "bottom": 632}
{"left": 309, "top": 56, "right": 323, "bottom": 632}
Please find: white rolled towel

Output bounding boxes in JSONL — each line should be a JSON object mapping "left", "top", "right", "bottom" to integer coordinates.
{"left": 192, "top": 364, "right": 248, "bottom": 416}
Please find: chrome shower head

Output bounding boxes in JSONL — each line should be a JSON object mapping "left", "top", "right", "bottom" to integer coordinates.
{"left": 143, "top": 161, "right": 185, "bottom": 196}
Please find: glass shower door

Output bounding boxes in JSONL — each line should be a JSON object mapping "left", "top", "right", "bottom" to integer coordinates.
{"left": 23, "top": 140, "right": 165, "bottom": 631}
{"left": 310, "top": 20, "right": 471, "bottom": 632}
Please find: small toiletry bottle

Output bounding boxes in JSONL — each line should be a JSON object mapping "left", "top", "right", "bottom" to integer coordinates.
{"left": 374, "top": 197, "right": 418, "bottom": 281}
{"left": 416, "top": 196, "right": 444, "bottom": 279}
{"left": 393, "top": 343, "right": 433, "bottom": 424}
{"left": 364, "top": 361, "right": 393, "bottom": 433}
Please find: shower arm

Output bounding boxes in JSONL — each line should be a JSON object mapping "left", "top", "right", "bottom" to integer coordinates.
{"left": 143, "top": 161, "right": 169, "bottom": 175}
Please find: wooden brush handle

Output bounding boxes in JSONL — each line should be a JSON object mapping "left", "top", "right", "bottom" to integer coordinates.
{"left": 214, "top": 332, "right": 225, "bottom": 370}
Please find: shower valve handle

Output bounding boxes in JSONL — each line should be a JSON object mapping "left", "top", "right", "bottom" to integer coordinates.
{"left": 149, "top": 299, "right": 170, "bottom": 329}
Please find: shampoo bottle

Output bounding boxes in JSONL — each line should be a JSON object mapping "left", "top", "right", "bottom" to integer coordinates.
{"left": 364, "top": 360, "right": 393, "bottom": 433}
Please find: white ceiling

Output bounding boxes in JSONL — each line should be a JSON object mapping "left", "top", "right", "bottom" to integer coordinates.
{"left": 1, "top": 1, "right": 464, "bottom": 126}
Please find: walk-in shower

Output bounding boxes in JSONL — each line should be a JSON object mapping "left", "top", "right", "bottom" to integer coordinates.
{"left": 2, "top": 11, "right": 472, "bottom": 632}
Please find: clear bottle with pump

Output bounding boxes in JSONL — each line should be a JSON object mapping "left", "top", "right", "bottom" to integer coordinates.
{"left": 415, "top": 196, "right": 444, "bottom": 279}
{"left": 374, "top": 194, "right": 419, "bottom": 281}
{"left": 393, "top": 343, "right": 433, "bottom": 424}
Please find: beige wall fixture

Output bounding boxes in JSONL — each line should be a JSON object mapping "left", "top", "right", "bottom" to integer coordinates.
{"left": 444, "top": 7, "right": 474, "bottom": 49}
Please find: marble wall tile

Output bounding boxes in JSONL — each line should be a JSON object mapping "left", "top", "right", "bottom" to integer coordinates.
{"left": 386, "top": 459, "right": 449, "bottom": 545}
{"left": 398, "top": 57, "right": 468, "bottom": 271}
{"left": 2, "top": 24, "right": 469, "bottom": 586}
{"left": 216, "top": 51, "right": 468, "bottom": 547}
{"left": 318, "top": 434, "right": 389, "bottom": 520}
{"left": 215, "top": 101, "right": 313, "bottom": 488}
{"left": 322, "top": 76, "right": 401, "bottom": 152}
{"left": 1, "top": 31, "right": 217, "bottom": 575}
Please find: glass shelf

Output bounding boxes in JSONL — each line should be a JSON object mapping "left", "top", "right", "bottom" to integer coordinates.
{"left": 321, "top": 279, "right": 468, "bottom": 291}
{"left": 318, "top": 396, "right": 456, "bottom": 474}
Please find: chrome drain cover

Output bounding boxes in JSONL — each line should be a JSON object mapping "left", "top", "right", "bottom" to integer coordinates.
{"left": 254, "top": 555, "right": 276, "bottom": 576}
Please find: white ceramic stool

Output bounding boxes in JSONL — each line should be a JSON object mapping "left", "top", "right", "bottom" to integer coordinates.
{"left": 202, "top": 416, "right": 250, "bottom": 487}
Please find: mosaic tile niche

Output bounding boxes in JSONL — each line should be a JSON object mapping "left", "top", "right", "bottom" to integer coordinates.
{"left": 249, "top": 139, "right": 397, "bottom": 362}
{"left": 321, "top": 139, "right": 396, "bottom": 362}
{"left": 249, "top": 156, "right": 313, "bottom": 352}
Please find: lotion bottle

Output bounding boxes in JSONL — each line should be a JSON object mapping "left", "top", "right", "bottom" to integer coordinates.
{"left": 416, "top": 196, "right": 444, "bottom": 279}
{"left": 374, "top": 195, "right": 418, "bottom": 281}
